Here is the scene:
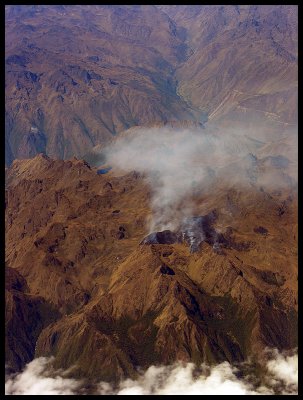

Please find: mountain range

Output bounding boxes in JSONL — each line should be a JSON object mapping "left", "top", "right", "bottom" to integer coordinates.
{"left": 5, "top": 124, "right": 297, "bottom": 382}
{"left": 5, "top": 5, "right": 297, "bottom": 165}
{"left": 5, "top": 4, "right": 297, "bottom": 394}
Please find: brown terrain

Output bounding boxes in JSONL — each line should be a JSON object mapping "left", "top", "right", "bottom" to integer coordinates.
{"left": 160, "top": 5, "right": 297, "bottom": 131}
{"left": 5, "top": 124, "right": 297, "bottom": 382}
{"left": 5, "top": 5, "right": 197, "bottom": 165}
{"left": 5, "top": 5, "right": 297, "bottom": 165}
{"left": 5, "top": 4, "right": 297, "bottom": 388}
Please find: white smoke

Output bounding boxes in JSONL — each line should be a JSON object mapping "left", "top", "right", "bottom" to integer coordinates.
{"left": 5, "top": 350, "right": 298, "bottom": 395}
{"left": 104, "top": 125, "right": 296, "bottom": 233}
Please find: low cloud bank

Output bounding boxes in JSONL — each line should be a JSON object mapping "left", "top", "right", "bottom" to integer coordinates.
{"left": 5, "top": 349, "right": 298, "bottom": 395}
{"left": 5, "top": 357, "right": 83, "bottom": 395}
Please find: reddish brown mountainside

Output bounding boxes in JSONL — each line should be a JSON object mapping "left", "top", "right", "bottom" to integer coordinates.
{"left": 5, "top": 150, "right": 297, "bottom": 381}
{"left": 5, "top": 4, "right": 297, "bottom": 386}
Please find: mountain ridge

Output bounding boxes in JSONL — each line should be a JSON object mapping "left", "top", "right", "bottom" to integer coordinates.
{"left": 5, "top": 148, "right": 297, "bottom": 380}
{"left": 5, "top": 5, "right": 297, "bottom": 164}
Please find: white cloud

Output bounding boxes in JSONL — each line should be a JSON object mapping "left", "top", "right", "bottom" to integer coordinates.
{"left": 264, "top": 348, "right": 298, "bottom": 395}
{"left": 5, "top": 357, "right": 83, "bottom": 395}
{"left": 113, "top": 363, "right": 257, "bottom": 395}
{"left": 5, "top": 349, "right": 298, "bottom": 395}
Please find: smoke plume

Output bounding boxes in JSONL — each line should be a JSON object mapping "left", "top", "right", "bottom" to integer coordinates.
{"left": 103, "top": 125, "right": 296, "bottom": 233}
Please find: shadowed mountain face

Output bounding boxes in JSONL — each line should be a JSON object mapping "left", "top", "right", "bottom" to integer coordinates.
{"left": 141, "top": 211, "right": 225, "bottom": 253}
{"left": 5, "top": 5, "right": 297, "bottom": 165}
{"left": 5, "top": 4, "right": 297, "bottom": 391}
{"left": 5, "top": 146, "right": 297, "bottom": 382}
{"left": 5, "top": 5, "right": 196, "bottom": 165}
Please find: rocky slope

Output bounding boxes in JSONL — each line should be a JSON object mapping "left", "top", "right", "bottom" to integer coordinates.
{"left": 5, "top": 5, "right": 297, "bottom": 164}
{"left": 5, "top": 5, "right": 197, "bottom": 165}
{"left": 5, "top": 129, "right": 297, "bottom": 381}
{"left": 159, "top": 5, "right": 298, "bottom": 132}
{"left": 5, "top": 4, "right": 297, "bottom": 387}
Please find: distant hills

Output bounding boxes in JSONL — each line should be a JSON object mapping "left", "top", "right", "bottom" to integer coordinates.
{"left": 5, "top": 5, "right": 297, "bottom": 165}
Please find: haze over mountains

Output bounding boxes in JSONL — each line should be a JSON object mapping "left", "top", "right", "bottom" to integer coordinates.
{"left": 5, "top": 5, "right": 297, "bottom": 395}
{"left": 5, "top": 5, "right": 297, "bottom": 164}
{"left": 160, "top": 5, "right": 297, "bottom": 126}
